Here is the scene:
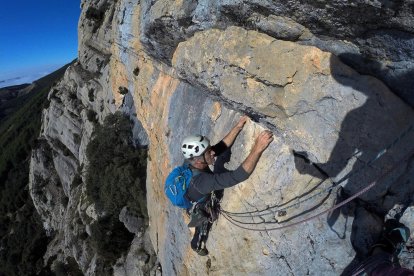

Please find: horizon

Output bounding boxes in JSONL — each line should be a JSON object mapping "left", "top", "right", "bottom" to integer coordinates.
{"left": 0, "top": 1, "right": 81, "bottom": 88}
{"left": 0, "top": 62, "right": 73, "bottom": 88}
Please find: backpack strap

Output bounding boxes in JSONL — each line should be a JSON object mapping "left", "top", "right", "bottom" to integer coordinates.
{"left": 185, "top": 166, "right": 207, "bottom": 204}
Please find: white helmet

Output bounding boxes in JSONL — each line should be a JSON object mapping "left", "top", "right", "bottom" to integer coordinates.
{"left": 181, "top": 135, "right": 210, "bottom": 159}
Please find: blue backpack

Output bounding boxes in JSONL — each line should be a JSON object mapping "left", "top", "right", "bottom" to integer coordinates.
{"left": 164, "top": 164, "right": 201, "bottom": 209}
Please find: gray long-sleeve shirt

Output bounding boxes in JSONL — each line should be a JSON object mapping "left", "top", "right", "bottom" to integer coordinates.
{"left": 185, "top": 141, "right": 250, "bottom": 202}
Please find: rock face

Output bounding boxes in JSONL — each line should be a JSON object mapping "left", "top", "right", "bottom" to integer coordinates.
{"left": 29, "top": 0, "right": 414, "bottom": 275}
{"left": 141, "top": 0, "right": 414, "bottom": 107}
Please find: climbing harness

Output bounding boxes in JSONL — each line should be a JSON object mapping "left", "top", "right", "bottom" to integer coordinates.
{"left": 220, "top": 123, "right": 414, "bottom": 231}
{"left": 188, "top": 192, "right": 221, "bottom": 227}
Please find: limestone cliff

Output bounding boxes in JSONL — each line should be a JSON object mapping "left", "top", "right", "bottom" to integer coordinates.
{"left": 29, "top": 0, "right": 414, "bottom": 275}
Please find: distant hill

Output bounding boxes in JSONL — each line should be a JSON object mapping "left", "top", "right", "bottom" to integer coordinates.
{"left": 0, "top": 60, "right": 74, "bottom": 275}
{"left": 0, "top": 62, "right": 73, "bottom": 126}
{"left": 0, "top": 83, "right": 31, "bottom": 102}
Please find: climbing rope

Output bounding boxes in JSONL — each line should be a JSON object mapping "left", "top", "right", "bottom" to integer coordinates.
{"left": 220, "top": 178, "right": 334, "bottom": 218}
{"left": 221, "top": 123, "right": 414, "bottom": 219}
{"left": 220, "top": 147, "right": 414, "bottom": 231}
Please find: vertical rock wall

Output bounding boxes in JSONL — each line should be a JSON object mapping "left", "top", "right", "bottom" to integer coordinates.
{"left": 29, "top": 0, "right": 414, "bottom": 275}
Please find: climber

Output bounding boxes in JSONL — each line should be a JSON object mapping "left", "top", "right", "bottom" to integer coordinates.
{"left": 345, "top": 219, "right": 414, "bottom": 276}
{"left": 181, "top": 116, "right": 273, "bottom": 255}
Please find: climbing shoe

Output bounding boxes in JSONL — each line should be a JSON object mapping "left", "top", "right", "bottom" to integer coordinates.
{"left": 371, "top": 219, "right": 410, "bottom": 256}
{"left": 190, "top": 234, "right": 209, "bottom": 256}
{"left": 384, "top": 219, "right": 410, "bottom": 256}
{"left": 196, "top": 247, "right": 209, "bottom": 256}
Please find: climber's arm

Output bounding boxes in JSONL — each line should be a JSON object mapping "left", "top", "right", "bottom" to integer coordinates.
{"left": 222, "top": 116, "right": 248, "bottom": 147}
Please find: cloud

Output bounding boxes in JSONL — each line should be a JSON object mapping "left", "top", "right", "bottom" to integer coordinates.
{"left": 0, "top": 75, "right": 43, "bottom": 88}
{"left": 0, "top": 63, "right": 65, "bottom": 88}
{"left": 0, "top": 76, "right": 23, "bottom": 84}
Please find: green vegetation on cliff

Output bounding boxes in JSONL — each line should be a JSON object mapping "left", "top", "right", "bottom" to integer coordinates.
{"left": 85, "top": 112, "right": 148, "bottom": 269}
{"left": 0, "top": 64, "right": 70, "bottom": 275}
{"left": 86, "top": 112, "right": 148, "bottom": 217}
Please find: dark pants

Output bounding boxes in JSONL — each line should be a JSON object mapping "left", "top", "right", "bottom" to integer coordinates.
{"left": 350, "top": 252, "right": 414, "bottom": 276}
{"left": 189, "top": 193, "right": 221, "bottom": 254}
{"left": 190, "top": 220, "right": 212, "bottom": 252}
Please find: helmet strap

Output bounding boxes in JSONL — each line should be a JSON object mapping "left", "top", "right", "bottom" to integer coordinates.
{"left": 202, "top": 152, "right": 208, "bottom": 164}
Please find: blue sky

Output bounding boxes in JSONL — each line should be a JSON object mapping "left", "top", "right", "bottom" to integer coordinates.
{"left": 0, "top": 1, "right": 81, "bottom": 87}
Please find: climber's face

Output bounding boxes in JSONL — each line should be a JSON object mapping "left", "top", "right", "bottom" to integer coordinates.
{"left": 190, "top": 147, "right": 215, "bottom": 169}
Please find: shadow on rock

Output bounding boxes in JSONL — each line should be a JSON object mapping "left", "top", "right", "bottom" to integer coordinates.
{"left": 294, "top": 51, "right": 414, "bottom": 272}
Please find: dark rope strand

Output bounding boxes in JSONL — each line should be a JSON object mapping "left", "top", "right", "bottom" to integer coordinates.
{"left": 222, "top": 123, "right": 414, "bottom": 217}
{"left": 221, "top": 149, "right": 414, "bottom": 231}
